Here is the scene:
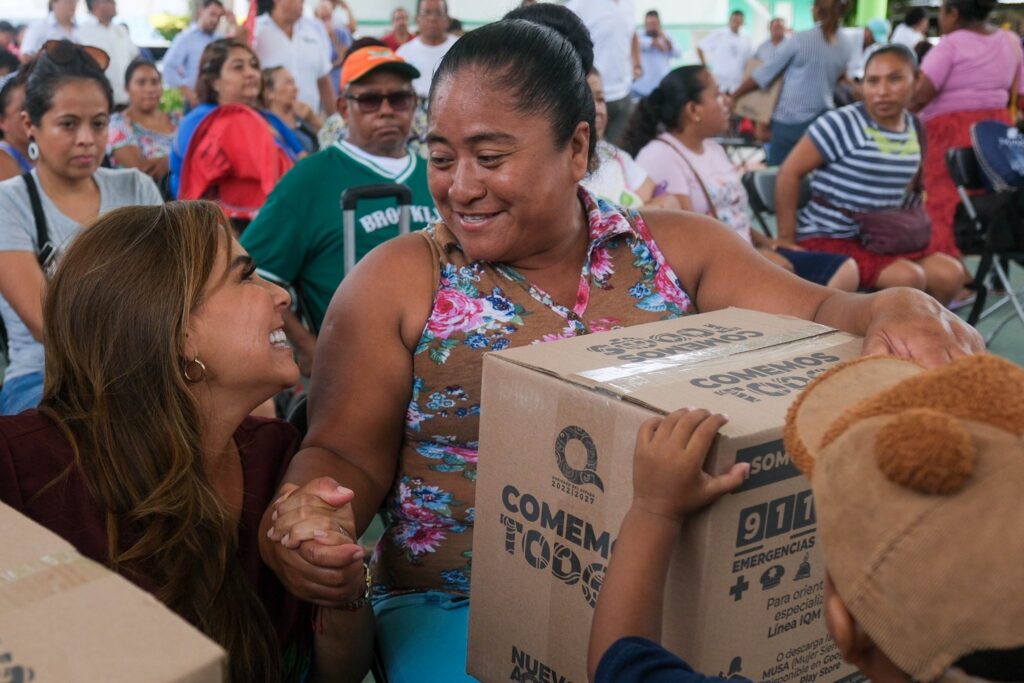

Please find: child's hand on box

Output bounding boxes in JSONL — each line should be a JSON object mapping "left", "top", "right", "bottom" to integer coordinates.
{"left": 589, "top": 410, "right": 752, "bottom": 680}
{"left": 632, "top": 408, "right": 750, "bottom": 522}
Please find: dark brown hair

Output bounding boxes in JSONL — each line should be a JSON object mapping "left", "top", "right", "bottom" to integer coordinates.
{"left": 195, "top": 38, "right": 258, "bottom": 104}
{"left": 40, "top": 201, "right": 285, "bottom": 683}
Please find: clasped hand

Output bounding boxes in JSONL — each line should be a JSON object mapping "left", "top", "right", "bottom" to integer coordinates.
{"left": 263, "top": 477, "right": 368, "bottom": 608}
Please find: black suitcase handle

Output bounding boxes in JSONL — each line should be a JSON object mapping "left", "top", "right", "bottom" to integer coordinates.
{"left": 341, "top": 183, "right": 413, "bottom": 211}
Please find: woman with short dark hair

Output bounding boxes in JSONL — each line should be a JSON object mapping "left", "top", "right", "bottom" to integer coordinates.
{"left": 777, "top": 45, "right": 964, "bottom": 304}
{"left": 624, "top": 64, "right": 858, "bottom": 291}
{"left": 261, "top": 14, "right": 982, "bottom": 683}
{"left": 0, "top": 41, "right": 161, "bottom": 414}
{"left": 107, "top": 58, "right": 179, "bottom": 189}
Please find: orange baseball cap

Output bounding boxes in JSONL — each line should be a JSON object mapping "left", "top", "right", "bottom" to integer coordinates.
{"left": 340, "top": 46, "right": 420, "bottom": 91}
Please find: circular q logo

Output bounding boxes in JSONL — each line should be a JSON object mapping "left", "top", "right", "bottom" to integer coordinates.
{"left": 554, "top": 426, "right": 605, "bottom": 492}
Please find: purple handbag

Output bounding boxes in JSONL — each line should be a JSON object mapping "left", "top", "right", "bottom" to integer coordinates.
{"left": 852, "top": 204, "right": 932, "bottom": 254}
{"left": 816, "top": 117, "right": 931, "bottom": 255}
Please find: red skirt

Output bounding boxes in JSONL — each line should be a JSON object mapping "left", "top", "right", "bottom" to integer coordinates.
{"left": 798, "top": 237, "right": 937, "bottom": 289}
{"left": 922, "top": 108, "right": 1012, "bottom": 258}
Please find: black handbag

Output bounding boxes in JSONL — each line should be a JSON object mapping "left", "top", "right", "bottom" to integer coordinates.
{"left": 0, "top": 174, "right": 51, "bottom": 361}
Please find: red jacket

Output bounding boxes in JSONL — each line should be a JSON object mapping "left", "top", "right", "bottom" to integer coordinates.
{"left": 178, "top": 104, "right": 293, "bottom": 220}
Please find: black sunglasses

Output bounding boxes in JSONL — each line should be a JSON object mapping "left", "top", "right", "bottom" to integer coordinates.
{"left": 40, "top": 40, "right": 110, "bottom": 71}
{"left": 344, "top": 90, "right": 416, "bottom": 113}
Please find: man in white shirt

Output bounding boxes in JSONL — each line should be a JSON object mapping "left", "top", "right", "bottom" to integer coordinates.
{"left": 891, "top": 8, "right": 929, "bottom": 50}
{"left": 396, "top": 0, "right": 458, "bottom": 99}
{"left": 254, "top": 0, "right": 335, "bottom": 115}
{"left": 78, "top": 0, "right": 139, "bottom": 106}
{"left": 633, "top": 10, "right": 679, "bottom": 97}
{"left": 566, "top": 0, "right": 640, "bottom": 146}
{"left": 697, "top": 10, "right": 751, "bottom": 94}
{"left": 842, "top": 18, "right": 889, "bottom": 82}
{"left": 20, "top": 0, "right": 79, "bottom": 58}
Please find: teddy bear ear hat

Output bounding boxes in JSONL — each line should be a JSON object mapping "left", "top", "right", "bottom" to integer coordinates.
{"left": 783, "top": 354, "right": 1024, "bottom": 681}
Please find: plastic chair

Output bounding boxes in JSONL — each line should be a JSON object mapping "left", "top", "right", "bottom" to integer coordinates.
{"left": 947, "top": 146, "right": 1024, "bottom": 344}
{"left": 741, "top": 168, "right": 813, "bottom": 237}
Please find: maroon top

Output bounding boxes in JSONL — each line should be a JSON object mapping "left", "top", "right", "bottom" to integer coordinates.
{"left": 0, "top": 411, "right": 305, "bottom": 649}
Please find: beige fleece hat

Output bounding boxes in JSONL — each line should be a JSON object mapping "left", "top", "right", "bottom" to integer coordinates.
{"left": 783, "top": 354, "right": 1024, "bottom": 681}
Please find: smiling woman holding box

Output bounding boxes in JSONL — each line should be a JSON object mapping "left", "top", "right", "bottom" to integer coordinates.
{"left": 258, "top": 8, "right": 984, "bottom": 683}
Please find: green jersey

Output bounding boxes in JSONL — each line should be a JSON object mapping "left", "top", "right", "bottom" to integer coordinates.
{"left": 241, "top": 141, "right": 439, "bottom": 331}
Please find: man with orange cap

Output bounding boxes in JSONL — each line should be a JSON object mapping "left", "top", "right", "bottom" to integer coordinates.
{"left": 242, "top": 45, "right": 439, "bottom": 375}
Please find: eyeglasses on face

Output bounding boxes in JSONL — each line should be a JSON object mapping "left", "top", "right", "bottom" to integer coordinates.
{"left": 344, "top": 90, "right": 417, "bottom": 113}
{"left": 39, "top": 40, "right": 110, "bottom": 71}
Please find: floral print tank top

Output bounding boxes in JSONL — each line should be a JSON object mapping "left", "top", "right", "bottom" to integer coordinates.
{"left": 373, "top": 188, "right": 694, "bottom": 597}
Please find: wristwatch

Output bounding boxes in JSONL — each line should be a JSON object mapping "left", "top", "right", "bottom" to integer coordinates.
{"left": 340, "top": 561, "right": 372, "bottom": 611}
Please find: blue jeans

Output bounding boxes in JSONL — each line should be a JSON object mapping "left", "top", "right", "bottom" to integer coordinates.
{"left": 373, "top": 592, "right": 476, "bottom": 682}
{"left": 0, "top": 371, "right": 43, "bottom": 415}
{"left": 767, "top": 117, "right": 817, "bottom": 166}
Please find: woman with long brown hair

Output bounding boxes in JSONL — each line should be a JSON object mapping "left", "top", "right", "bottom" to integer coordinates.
{"left": 0, "top": 201, "right": 370, "bottom": 682}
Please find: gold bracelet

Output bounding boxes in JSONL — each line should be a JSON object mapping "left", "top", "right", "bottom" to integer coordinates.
{"left": 339, "top": 561, "right": 372, "bottom": 611}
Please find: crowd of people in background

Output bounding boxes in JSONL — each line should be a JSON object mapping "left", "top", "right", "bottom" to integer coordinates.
{"left": 0, "top": 0, "right": 1019, "bottom": 682}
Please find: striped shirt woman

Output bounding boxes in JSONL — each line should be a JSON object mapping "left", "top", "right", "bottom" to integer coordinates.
{"left": 771, "top": 44, "right": 964, "bottom": 303}
{"left": 798, "top": 102, "right": 920, "bottom": 240}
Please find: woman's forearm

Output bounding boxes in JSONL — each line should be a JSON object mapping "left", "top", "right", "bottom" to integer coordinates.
{"left": 811, "top": 289, "right": 876, "bottom": 336}
{"left": 773, "top": 169, "right": 801, "bottom": 243}
{"left": 310, "top": 606, "right": 375, "bottom": 683}
{"left": 280, "top": 446, "right": 389, "bottom": 537}
{"left": 731, "top": 77, "right": 758, "bottom": 101}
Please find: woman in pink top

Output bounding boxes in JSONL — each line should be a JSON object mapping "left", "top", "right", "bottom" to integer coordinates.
{"left": 911, "top": 0, "right": 1024, "bottom": 261}
{"left": 623, "top": 65, "right": 858, "bottom": 291}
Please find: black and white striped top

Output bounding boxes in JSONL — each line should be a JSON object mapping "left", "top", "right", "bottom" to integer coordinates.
{"left": 797, "top": 103, "right": 921, "bottom": 240}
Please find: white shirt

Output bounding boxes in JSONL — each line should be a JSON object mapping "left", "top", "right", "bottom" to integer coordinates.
{"left": 396, "top": 35, "right": 458, "bottom": 98}
{"left": 338, "top": 139, "right": 412, "bottom": 177}
{"left": 841, "top": 27, "right": 869, "bottom": 80}
{"left": 253, "top": 14, "right": 332, "bottom": 113}
{"left": 698, "top": 27, "right": 752, "bottom": 93}
{"left": 332, "top": 6, "right": 351, "bottom": 33}
{"left": 891, "top": 23, "right": 925, "bottom": 50}
{"left": 78, "top": 16, "right": 140, "bottom": 106}
{"left": 583, "top": 140, "right": 649, "bottom": 207}
{"left": 566, "top": 0, "right": 636, "bottom": 101}
{"left": 20, "top": 12, "right": 77, "bottom": 56}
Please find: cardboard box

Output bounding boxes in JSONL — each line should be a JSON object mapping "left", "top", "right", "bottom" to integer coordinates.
{"left": 734, "top": 59, "right": 783, "bottom": 125}
{"left": 0, "top": 502, "right": 226, "bottom": 682}
{"left": 469, "top": 309, "right": 867, "bottom": 683}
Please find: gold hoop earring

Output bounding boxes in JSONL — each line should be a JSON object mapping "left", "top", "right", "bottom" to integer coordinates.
{"left": 184, "top": 357, "right": 207, "bottom": 383}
